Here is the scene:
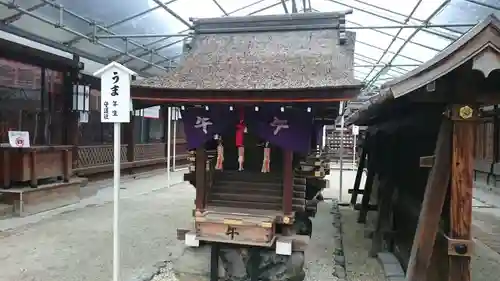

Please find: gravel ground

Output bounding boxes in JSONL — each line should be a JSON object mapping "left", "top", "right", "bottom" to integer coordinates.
{"left": 472, "top": 239, "right": 500, "bottom": 281}
{"left": 2, "top": 170, "right": 499, "bottom": 281}
{"left": 304, "top": 200, "right": 342, "bottom": 281}
{"left": 339, "top": 207, "right": 385, "bottom": 281}
{"left": 0, "top": 172, "right": 193, "bottom": 281}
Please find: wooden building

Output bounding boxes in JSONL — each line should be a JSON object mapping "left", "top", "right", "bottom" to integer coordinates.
{"left": 0, "top": 38, "right": 188, "bottom": 217}
{"left": 347, "top": 14, "right": 500, "bottom": 281}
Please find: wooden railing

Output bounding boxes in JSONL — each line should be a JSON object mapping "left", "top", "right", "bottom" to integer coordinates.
{"left": 135, "top": 143, "right": 164, "bottom": 161}
{"left": 74, "top": 141, "right": 189, "bottom": 175}
{"left": 76, "top": 144, "right": 128, "bottom": 168}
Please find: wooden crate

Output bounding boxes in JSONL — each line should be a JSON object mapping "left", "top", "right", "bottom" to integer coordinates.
{"left": 0, "top": 145, "right": 72, "bottom": 188}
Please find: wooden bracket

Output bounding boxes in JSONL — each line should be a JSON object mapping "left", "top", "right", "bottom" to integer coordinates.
{"left": 419, "top": 155, "right": 435, "bottom": 167}
{"left": 446, "top": 105, "right": 479, "bottom": 121}
{"left": 348, "top": 188, "right": 364, "bottom": 194}
{"left": 443, "top": 233, "right": 474, "bottom": 257}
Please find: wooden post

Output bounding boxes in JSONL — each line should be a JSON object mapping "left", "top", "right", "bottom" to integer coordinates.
{"left": 30, "top": 151, "right": 38, "bottom": 188}
{"left": 126, "top": 112, "right": 135, "bottom": 163}
{"left": 448, "top": 104, "right": 475, "bottom": 281}
{"left": 63, "top": 70, "right": 79, "bottom": 169}
{"left": 358, "top": 135, "right": 377, "bottom": 223}
{"left": 350, "top": 143, "right": 367, "bottom": 205}
{"left": 195, "top": 146, "right": 207, "bottom": 212}
{"left": 493, "top": 105, "right": 499, "bottom": 163}
{"left": 2, "top": 149, "right": 10, "bottom": 188}
{"left": 370, "top": 176, "right": 396, "bottom": 256}
{"left": 62, "top": 149, "right": 71, "bottom": 182}
{"left": 405, "top": 118, "right": 452, "bottom": 281}
{"left": 283, "top": 150, "right": 294, "bottom": 216}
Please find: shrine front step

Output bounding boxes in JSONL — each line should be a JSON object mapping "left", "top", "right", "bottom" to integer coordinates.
{"left": 215, "top": 171, "right": 282, "bottom": 183}
{"left": 0, "top": 177, "right": 90, "bottom": 217}
{"left": 212, "top": 186, "right": 305, "bottom": 198}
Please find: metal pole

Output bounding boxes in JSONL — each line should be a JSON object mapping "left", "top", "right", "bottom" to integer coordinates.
{"left": 321, "top": 125, "right": 326, "bottom": 151}
{"left": 95, "top": 34, "right": 191, "bottom": 39}
{"left": 39, "top": 0, "right": 179, "bottom": 67}
{"left": 113, "top": 122, "right": 121, "bottom": 281}
{"left": 362, "top": 0, "right": 423, "bottom": 84}
{"left": 167, "top": 107, "right": 172, "bottom": 187}
{"left": 339, "top": 101, "right": 344, "bottom": 203}
{"left": 0, "top": 1, "right": 171, "bottom": 73}
{"left": 345, "top": 23, "right": 473, "bottom": 30}
{"left": 365, "top": 0, "right": 452, "bottom": 88}
{"left": 172, "top": 109, "right": 177, "bottom": 171}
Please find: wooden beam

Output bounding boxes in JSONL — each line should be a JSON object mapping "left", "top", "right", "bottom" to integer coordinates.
{"left": 195, "top": 146, "right": 207, "bottom": 212}
{"left": 419, "top": 155, "right": 436, "bottom": 167}
{"left": 406, "top": 117, "right": 452, "bottom": 281}
{"left": 350, "top": 140, "right": 368, "bottom": 205}
{"left": 448, "top": 104, "right": 476, "bottom": 281}
{"left": 493, "top": 105, "right": 499, "bottom": 162}
{"left": 283, "top": 150, "right": 294, "bottom": 216}
{"left": 358, "top": 153, "right": 376, "bottom": 224}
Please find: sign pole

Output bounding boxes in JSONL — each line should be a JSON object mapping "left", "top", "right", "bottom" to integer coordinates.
{"left": 113, "top": 122, "right": 121, "bottom": 281}
{"left": 167, "top": 107, "right": 172, "bottom": 187}
{"left": 353, "top": 133, "right": 357, "bottom": 170}
{"left": 172, "top": 110, "right": 177, "bottom": 171}
{"left": 94, "top": 61, "right": 136, "bottom": 281}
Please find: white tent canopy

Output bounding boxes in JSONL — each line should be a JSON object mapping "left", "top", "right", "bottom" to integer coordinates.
{"left": 0, "top": 0, "right": 497, "bottom": 90}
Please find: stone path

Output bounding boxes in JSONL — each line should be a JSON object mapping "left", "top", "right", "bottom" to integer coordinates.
{"left": 472, "top": 183, "right": 500, "bottom": 256}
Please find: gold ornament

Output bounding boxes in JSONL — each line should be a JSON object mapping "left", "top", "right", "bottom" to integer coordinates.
{"left": 459, "top": 106, "right": 473, "bottom": 119}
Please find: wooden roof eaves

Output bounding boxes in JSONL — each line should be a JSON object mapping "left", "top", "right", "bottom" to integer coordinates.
{"left": 345, "top": 88, "right": 395, "bottom": 126}
{"left": 382, "top": 14, "right": 500, "bottom": 99}
{"left": 130, "top": 83, "right": 363, "bottom": 104}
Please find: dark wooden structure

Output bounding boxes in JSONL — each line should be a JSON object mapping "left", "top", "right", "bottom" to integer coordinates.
{"left": 132, "top": 12, "right": 361, "bottom": 280}
{"left": 347, "top": 14, "right": 500, "bottom": 281}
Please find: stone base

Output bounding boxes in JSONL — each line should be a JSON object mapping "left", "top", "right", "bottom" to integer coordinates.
{"left": 174, "top": 244, "right": 305, "bottom": 281}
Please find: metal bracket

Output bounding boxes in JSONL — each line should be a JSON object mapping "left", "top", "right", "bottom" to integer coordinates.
{"left": 444, "top": 234, "right": 474, "bottom": 257}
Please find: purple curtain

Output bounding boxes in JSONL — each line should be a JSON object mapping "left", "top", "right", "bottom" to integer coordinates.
{"left": 182, "top": 106, "right": 235, "bottom": 149}
{"left": 248, "top": 108, "right": 313, "bottom": 154}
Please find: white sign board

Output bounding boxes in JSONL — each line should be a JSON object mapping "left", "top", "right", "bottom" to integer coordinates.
{"left": 94, "top": 62, "right": 135, "bottom": 123}
{"left": 352, "top": 125, "right": 359, "bottom": 136}
{"left": 8, "top": 131, "right": 30, "bottom": 148}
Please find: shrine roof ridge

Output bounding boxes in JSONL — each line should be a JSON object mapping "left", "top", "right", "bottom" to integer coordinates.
{"left": 189, "top": 11, "right": 352, "bottom": 34}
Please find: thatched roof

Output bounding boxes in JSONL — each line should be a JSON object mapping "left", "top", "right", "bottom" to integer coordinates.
{"left": 133, "top": 12, "right": 361, "bottom": 91}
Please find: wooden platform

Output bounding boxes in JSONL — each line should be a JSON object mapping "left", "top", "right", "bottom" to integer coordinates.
{"left": 0, "top": 177, "right": 89, "bottom": 217}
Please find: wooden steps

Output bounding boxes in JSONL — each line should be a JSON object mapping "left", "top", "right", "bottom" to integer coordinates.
{"left": 210, "top": 192, "right": 305, "bottom": 205}
{"left": 207, "top": 171, "right": 307, "bottom": 212}
{"left": 208, "top": 199, "right": 305, "bottom": 212}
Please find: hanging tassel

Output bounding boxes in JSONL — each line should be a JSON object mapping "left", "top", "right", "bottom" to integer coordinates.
{"left": 238, "top": 146, "right": 245, "bottom": 171}
{"left": 215, "top": 142, "right": 224, "bottom": 170}
{"left": 261, "top": 142, "right": 271, "bottom": 173}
